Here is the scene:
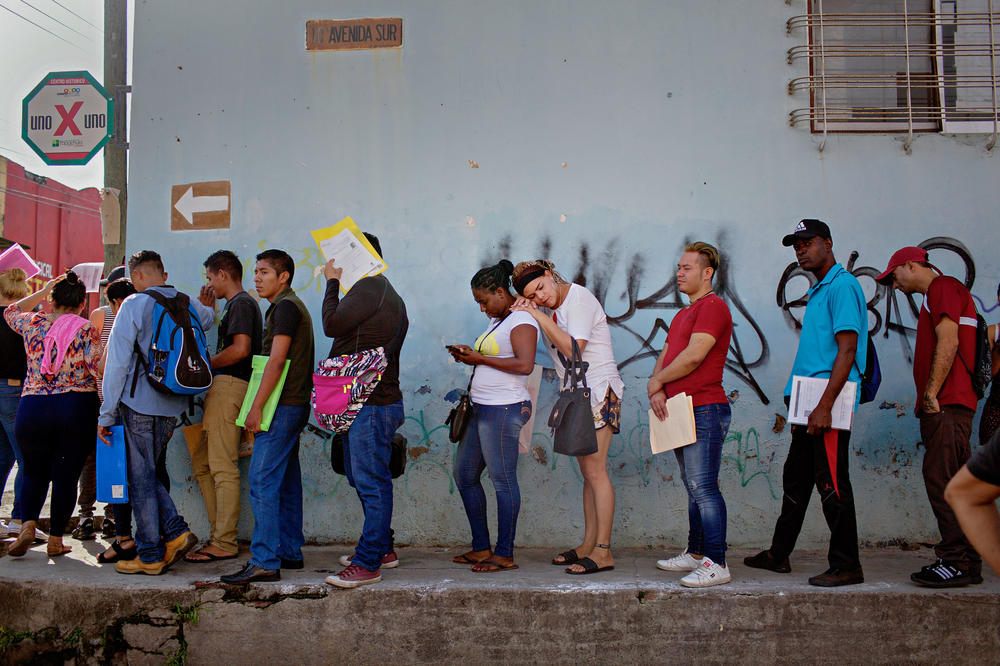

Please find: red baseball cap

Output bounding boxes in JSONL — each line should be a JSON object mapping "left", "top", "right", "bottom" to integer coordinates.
{"left": 875, "top": 246, "right": 928, "bottom": 283}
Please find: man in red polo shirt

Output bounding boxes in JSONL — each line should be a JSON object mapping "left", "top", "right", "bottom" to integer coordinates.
{"left": 647, "top": 241, "right": 733, "bottom": 587}
{"left": 878, "top": 246, "right": 983, "bottom": 587}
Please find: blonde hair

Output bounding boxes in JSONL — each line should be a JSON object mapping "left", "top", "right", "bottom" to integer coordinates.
{"left": 684, "top": 242, "right": 720, "bottom": 273}
{"left": 0, "top": 268, "right": 30, "bottom": 300}
{"left": 512, "top": 259, "right": 568, "bottom": 285}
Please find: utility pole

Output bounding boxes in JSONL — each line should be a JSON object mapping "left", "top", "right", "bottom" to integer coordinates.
{"left": 103, "top": 0, "right": 128, "bottom": 277}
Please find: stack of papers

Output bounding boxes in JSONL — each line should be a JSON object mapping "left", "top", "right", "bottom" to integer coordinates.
{"left": 787, "top": 376, "right": 856, "bottom": 430}
{"left": 648, "top": 393, "right": 697, "bottom": 454}
{"left": 310, "top": 216, "right": 387, "bottom": 293}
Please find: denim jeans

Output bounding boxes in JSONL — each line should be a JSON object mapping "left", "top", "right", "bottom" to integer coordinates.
{"left": 113, "top": 440, "right": 171, "bottom": 538}
{"left": 121, "top": 403, "right": 188, "bottom": 563}
{"left": 673, "top": 402, "right": 731, "bottom": 565}
{"left": 248, "top": 404, "right": 310, "bottom": 571}
{"left": 0, "top": 383, "right": 24, "bottom": 521}
{"left": 343, "top": 401, "right": 405, "bottom": 571}
{"left": 454, "top": 401, "right": 531, "bottom": 558}
{"left": 15, "top": 392, "right": 97, "bottom": 537}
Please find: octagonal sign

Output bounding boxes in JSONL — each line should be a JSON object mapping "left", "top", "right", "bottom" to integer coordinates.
{"left": 22, "top": 70, "right": 113, "bottom": 166}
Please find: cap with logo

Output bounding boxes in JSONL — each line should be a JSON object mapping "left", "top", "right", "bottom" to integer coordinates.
{"left": 875, "top": 246, "right": 931, "bottom": 284}
{"left": 782, "top": 219, "right": 832, "bottom": 247}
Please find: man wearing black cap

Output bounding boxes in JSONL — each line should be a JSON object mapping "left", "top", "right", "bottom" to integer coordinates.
{"left": 745, "top": 219, "right": 868, "bottom": 587}
{"left": 877, "top": 246, "right": 983, "bottom": 587}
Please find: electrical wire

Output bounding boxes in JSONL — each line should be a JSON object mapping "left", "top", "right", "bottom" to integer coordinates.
{"left": 0, "top": 2, "right": 87, "bottom": 51}
{"left": 48, "top": 0, "right": 101, "bottom": 33}
{"left": 4, "top": 170, "right": 105, "bottom": 206}
{"left": 0, "top": 185, "right": 102, "bottom": 219}
{"left": 0, "top": 184, "right": 101, "bottom": 214}
{"left": 19, "top": 0, "right": 94, "bottom": 41}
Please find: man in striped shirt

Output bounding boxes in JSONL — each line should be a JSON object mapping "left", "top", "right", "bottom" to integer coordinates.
{"left": 878, "top": 246, "right": 983, "bottom": 587}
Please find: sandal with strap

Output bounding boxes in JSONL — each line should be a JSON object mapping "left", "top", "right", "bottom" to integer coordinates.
{"left": 551, "top": 549, "right": 580, "bottom": 566}
{"left": 97, "top": 539, "right": 137, "bottom": 564}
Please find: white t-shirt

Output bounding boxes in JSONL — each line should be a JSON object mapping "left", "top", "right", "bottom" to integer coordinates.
{"left": 545, "top": 283, "right": 624, "bottom": 407}
{"left": 470, "top": 311, "right": 540, "bottom": 405}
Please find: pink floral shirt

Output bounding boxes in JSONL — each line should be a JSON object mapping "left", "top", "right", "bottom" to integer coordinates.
{"left": 3, "top": 304, "right": 100, "bottom": 396}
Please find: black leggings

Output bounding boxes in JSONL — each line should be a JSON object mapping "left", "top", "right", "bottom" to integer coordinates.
{"left": 15, "top": 392, "right": 99, "bottom": 537}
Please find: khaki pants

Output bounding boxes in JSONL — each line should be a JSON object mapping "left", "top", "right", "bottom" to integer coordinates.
{"left": 189, "top": 375, "right": 248, "bottom": 554}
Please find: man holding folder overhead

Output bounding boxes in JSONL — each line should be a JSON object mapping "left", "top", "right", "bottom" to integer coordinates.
{"left": 647, "top": 242, "right": 733, "bottom": 588}
{"left": 744, "top": 219, "right": 867, "bottom": 587}
{"left": 221, "top": 249, "right": 314, "bottom": 585}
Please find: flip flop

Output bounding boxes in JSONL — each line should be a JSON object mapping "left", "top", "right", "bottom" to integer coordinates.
{"left": 97, "top": 540, "right": 137, "bottom": 564}
{"left": 551, "top": 549, "right": 580, "bottom": 566}
{"left": 471, "top": 560, "right": 519, "bottom": 573}
{"left": 452, "top": 552, "right": 490, "bottom": 565}
{"left": 565, "top": 557, "right": 615, "bottom": 575}
{"left": 185, "top": 548, "right": 238, "bottom": 563}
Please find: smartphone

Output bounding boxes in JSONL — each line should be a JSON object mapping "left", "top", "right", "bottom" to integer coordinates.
{"left": 445, "top": 345, "right": 462, "bottom": 353}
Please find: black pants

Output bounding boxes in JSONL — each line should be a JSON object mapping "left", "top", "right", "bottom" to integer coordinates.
{"left": 769, "top": 425, "right": 860, "bottom": 570}
{"left": 920, "top": 405, "right": 981, "bottom": 571}
{"left": 14, "top": 392, "right": 99, "bottom": 537}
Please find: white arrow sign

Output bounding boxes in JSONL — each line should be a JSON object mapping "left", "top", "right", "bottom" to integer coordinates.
{"left": 173, "top": 186, "right": 229, "bottom": 225}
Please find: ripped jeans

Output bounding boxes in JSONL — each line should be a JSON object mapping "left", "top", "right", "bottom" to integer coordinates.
{"left": 673, "top": 402, "right": 731, "bottom": 565}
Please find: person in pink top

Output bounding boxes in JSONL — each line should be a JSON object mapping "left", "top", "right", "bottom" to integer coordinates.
{"left": 3, "top": 271, "right": 101, "bottom": 558}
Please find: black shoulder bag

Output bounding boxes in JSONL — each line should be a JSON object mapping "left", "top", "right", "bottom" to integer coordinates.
{"left": 548, "top": 338, "right": 598, "bottom": 457}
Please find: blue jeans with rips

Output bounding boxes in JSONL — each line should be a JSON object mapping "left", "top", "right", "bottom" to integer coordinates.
{"left": 453, "top": 401, "right": 531, "bottom": 558}
{"left": 121, "top": 404, "right": 188, "bottom": 563}
{"left": 248, "top": 404, "right": 309, "bottom": 571}
{"left": 0, "top": 383, "right": 24, "bottom": 521}
{"left": 673, "top": 402, "right": 731, "bottom": 565}
{"left": 343, "top": 401, "right": 405, "bottom": 571}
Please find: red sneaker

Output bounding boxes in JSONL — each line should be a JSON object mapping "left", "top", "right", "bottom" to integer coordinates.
{"left": 325, "top": 564, "right": 382, "bottom": 588}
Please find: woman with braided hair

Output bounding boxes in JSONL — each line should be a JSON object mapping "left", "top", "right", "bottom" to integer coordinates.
{"left": 511, "top": 259, "right": 624, "bottom": 575}
{"left": 448, "top": 260, "right": 538, "bottom": 572}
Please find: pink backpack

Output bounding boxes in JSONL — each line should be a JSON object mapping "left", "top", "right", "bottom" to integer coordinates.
{"left": 312, "top": 347, "right": 387, "bottom": 432}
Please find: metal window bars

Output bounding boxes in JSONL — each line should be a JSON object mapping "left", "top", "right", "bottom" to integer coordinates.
{"left": 786, "top": 1, "right": 999, "bottom": 152}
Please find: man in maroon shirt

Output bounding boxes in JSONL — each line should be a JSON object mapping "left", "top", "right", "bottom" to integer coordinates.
{"left": 878, "top": 246, "right": 983, "bottom": 587}
{"left": 647, "top": 242, "right": 733, "bottom": 587}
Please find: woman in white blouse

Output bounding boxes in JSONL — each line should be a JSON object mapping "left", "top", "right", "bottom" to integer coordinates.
{"left": 512, "top": 259, "right": 624, "bottom": 575}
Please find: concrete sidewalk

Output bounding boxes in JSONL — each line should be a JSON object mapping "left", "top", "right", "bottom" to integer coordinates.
{"left": 1, "top": 539, "right": 997, "bottom": 664}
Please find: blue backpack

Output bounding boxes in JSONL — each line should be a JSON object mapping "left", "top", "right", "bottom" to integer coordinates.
{"left": 130, "top": 290, "right": 212, "bottom": 397}
{"left": 855, "top": 334, "right": 882, "bottom": 404}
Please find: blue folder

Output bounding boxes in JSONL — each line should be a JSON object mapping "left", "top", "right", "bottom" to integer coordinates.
{"left": 96, "top": 425, "right": 129, "bottom": 504}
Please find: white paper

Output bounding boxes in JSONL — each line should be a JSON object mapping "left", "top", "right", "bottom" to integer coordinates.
{"left": 71, "top": 262, "right": 105, "bottom": 293}
{"left": 111, "top": 485, "right": 125, "bottom": 499}
{"left": 648, "top": 393, "right": 697, "bottom": 455}
{"left": 317, "top": 228, "right": 385, "bottom": 292}
{"left": 787, "top": 376, "right": 857, "bottom": 430}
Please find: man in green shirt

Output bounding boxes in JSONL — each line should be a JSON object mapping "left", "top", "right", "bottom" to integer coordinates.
{"left": 221, "top": 249, "right": 314, "bottom": 585}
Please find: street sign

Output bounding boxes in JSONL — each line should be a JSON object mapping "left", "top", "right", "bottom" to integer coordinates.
{"left": 170, "top": 180, "right": 231, "bottom": 231}
{"left": 21, "top": 70, "right": 113, "bottom": 166}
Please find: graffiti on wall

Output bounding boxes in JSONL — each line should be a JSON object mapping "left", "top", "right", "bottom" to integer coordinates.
{"left": 486, "top": 233, "right": 773, "bottom": 404}
{"left": 776, "top": 236, "right": 977, "bottom": 364}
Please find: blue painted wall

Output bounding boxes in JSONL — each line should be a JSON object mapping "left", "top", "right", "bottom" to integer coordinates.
{"left": 128, "top": 1, "right": 1000, "bottom": 548}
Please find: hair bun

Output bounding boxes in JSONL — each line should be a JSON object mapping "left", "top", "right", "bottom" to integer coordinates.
{"left": 497, "top": 259, "right": 514, "bottom": 275}
{"left": 65, "top": 270, "right": 80, "bottom": 284}
{"left": 3, "top": 267, "right": 27, "bottom": 282}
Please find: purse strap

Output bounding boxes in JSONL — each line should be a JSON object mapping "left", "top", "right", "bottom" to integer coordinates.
{"left": 556, "top": 337, "right": 589, "bottom": 391}
{"left": 465, "top": 311, "right": 512, "bottom": 392}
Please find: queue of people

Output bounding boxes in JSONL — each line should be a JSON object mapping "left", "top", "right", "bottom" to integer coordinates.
{"left": 1, "top": 220, "right": 999, "bottom": 591}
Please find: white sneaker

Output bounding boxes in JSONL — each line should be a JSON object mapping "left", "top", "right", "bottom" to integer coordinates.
{"left": 680, "top": 558, "right": 731, "bottom": 588}
{"left": 656, "top": 549, "right": 703, "bottom": 572}
{"left": 5, "top": 519, "right": 20, "bottom": 537}
{"left": 32, "top": 525, "right": 48, "bottom": 543}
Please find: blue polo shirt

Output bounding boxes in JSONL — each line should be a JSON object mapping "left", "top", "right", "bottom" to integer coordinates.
{"left": 783, "top": 263, "right": 868, "bottom": 410}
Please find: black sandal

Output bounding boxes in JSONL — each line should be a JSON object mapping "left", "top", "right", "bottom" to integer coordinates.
{"left": 97, "top": 539, "right": 137, "bottom": 563}
{"left": 551, "top": 549, "right": 580, "bottom": 566}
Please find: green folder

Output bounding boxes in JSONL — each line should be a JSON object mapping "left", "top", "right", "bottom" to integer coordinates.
{"left": 235, "top": 355, "right": 291, "bottom": 432}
